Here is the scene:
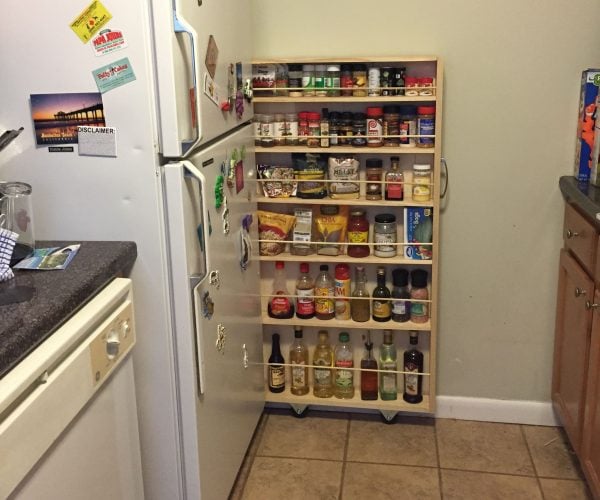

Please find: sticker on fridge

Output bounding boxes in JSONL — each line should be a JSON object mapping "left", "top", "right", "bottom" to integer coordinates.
{"left": 70, "top": 1, "right": 112, "bottom": 43}
{"left": 92, "top": 57, "right": 136, "bottom": 93}
{"left": 77, "top": 126, "right": 117, "bottom": 157}
{"left": 92, "top": 28, "right": 127, "bottom": 56}
{"left": 30, "top": 92, "right": 105, "bottom": 145}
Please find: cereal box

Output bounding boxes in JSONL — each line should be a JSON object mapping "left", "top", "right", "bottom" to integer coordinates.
{"left": 574, "top": 69, "right": 600, "bottom": 182}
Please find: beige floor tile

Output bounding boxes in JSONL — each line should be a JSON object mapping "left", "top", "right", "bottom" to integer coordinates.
{"left": 436, "top": 419, "right": 535, "bottom": 475}
{"left": 522, "top": 425, "right": 583, "bottom": 479}
{"left": 346, "top": 414, "right": 437, "bottom": 467}
{"left": 441, "top": 469, "right": 542, "bottom": 500}
{"left": 246, "top": 411, "right": 269, "bottom": 456}
{"left": 539, "top": 478, "right": 592, "bottom": 500}
{"left": 242, "top": 457, "right": 342, "bottom": 500}
{"left": 342, "top": 462, "right": 440, "bottom": 500}
{"left": 257, "top": 409, "right": 348, "bottom": 461}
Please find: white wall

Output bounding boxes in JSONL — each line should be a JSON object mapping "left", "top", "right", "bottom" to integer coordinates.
{"left": 251, "top": 0, "right": 600, "bottom": 401}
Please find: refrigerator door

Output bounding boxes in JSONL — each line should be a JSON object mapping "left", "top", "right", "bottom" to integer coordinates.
{"left": 150, "top": 0, "right": 254, "bottom": 157}
{"left": 162, "top": 124, "right": 263, "bottom": 499}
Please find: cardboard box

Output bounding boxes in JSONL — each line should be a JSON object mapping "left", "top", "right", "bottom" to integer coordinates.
{"left": 574, "top": 69, "right": 600, "bottom": 182}
{"left": 404, "top": 207, "right": 433, "bottom": 260}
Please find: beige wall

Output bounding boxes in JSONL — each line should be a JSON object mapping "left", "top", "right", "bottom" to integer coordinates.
{"left": 251, "top": 0, "right": 600, "bottom": 401}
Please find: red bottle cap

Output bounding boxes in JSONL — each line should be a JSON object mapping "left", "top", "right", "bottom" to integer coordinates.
{"left": 300, "top": 262, "right": 309, "bottom": 273}
{"left": 419, "top": 77, "right": 434, "bottom": 84}
{"left": 366, "top": 107, "right": 383, "bottom": 117}
{"left": 275, "top": 261, "right": 284, "bottom": 269}
{"left": 417, "top": 106, "right": 436, "bottom": 115}
{"left": 404, "top": 77, "right": 419, "bottom": 85}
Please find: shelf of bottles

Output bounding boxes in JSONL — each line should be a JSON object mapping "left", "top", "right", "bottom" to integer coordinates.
{"left": 254, "top": 56, "right": 442, "bottom": 416}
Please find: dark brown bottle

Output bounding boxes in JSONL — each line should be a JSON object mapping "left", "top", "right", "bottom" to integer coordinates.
{"left": 372, "top": 267, "right": 391, "bottom": 322}
{"left": 360, "top": 331, "right": 378, "bottom": 400}
{"left": 268, "top": 333, "right": 285, "bottom": 393}
{"left": 403, "top": 331, "right": 424, "bottom": 404}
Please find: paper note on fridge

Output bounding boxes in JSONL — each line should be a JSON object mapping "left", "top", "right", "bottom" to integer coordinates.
{"left": 77, "top": 126, "right": 117, "bottom": 157}
{"left": 70, "top": 1, "right": 112, "bottom": 43}
{"left": 93, "top": 57, "right": 136, "bottom": 93}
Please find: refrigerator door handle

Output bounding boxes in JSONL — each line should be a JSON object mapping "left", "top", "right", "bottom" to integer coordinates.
{"left": 173, "top": 11, "right": 201, "bottom": 157}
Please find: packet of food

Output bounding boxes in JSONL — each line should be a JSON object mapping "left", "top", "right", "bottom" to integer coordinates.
{"left": 314, "top": 205, "right": 349, "bottom": 256}
{"left": 293, "top": 153, "right": 327, "bottom": 199}
{"left": 291, "top": 207, "right": 314, "bottom": 256}
{"left": 257, "top": 210, "right": 296, "bottom": 256}
{"left": 257, "top": 164, "right": 297, "bottom": 198}
{"left": 328, "top": 156, "right": 360, "bottom": 199}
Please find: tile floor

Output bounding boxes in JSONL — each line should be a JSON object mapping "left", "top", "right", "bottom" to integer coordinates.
{"left": 229, "top": 409, "right": 592, "bottom": 500}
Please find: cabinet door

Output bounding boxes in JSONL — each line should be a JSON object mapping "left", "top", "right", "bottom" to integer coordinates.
{"left": 582, "top": 288, "right": 600, "bottom": 498}
{"left": 552, "top": 249, "right": 593, "bottom": 453}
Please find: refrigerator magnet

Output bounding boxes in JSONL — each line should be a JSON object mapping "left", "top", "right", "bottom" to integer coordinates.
{"left": 91, "top": 28, "right": 127, "bottom": 57}
{"left": 204, "top": 35, "right": 218, "bottom": 79}
{"left": 77, "top": 125, "right": 117, "bottom": 157}
{"left": 204, "top": 73, "right": 220, "bottom": 107}
{"left": 70, "top": 1, "right": 112, "bottom": 43}
{"left": 92, "top": 58, "right": 136, "bottom": 94}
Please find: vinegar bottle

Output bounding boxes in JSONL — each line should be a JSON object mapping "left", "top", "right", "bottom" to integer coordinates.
{"left": 334, "top": 332, "right": 355, "bottom": 399}
{"left": 360, "top": 331, "right": 378, "bottom": 400}
{"left": 313, "top": 330, "right": 334, "bottom": 398}
{"left": 403, "top": 331, "right": 424, "bottom": 404}
{"left": 314, "top": 264, "right": 335, "bottom": 320}
{"left": 379, "top": 330, "right": 398, "bottom": 400}
{"left": 268, "top": 333, "right": 285, "bottom": 393}
{"left": 290, "top": 326, "right": 309, "bottom": 395}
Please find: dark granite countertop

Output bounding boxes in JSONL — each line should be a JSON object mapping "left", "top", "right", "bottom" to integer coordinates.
{"left": 0, "top": 241, "right": 137, "bottom": 379}
{"left": 560, "top": 176, "right": 600, "bottom": 228}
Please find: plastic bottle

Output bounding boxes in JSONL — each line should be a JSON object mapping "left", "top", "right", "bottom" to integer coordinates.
{"left": 334, "top": 331, "right": 355, "bottom": 399}
{"left": 268, "top": 333, "right": 285, "bottom": 393}
{"left": 295, "top": 262, "right": 315, "bottom": 319}
{"left": 313, "top": 330, "right": 334, "bottom": 398}
{"left": 391, "top": 268, "right": 411, "bottom": 322}
{"left": 379, "top": 330, "right": 398, "bottom": 400}
{"left": 334, "top": 263, "right": 351, "bottom": 320}
{"left": 350, "top": 266, "right": 370, "bottom": 322}
{"left": 267, "top": 261, "right": 294, "bottom": 319}
{"left": 360, "top": 331, "right": 378, "bottom": 400}
{"left": 290, "top": 326, "right": 309, "bottom": 396}
{"left": 314, "top": 264, "right": 335, "bottom": 320}
{"left": 403, "top": 331, "right": 424, "bottom": 404}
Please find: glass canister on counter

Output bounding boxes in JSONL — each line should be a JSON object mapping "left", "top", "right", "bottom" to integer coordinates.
{"left": 374, "top": 213, "right": 397, "bottom": 258}
{"left": 347, "top": 210, "right": 370, "bottom": 258}
{"left": 365, "top": 158, "right": 383, "bottom": 200}
{"left": 417, "top": 106, "right": 436, "bottom": 148}
{"left": 412, "top": 163, "right": 432, "bottom": 202}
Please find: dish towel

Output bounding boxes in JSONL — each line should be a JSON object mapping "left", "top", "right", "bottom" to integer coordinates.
{"left": 0, "top": 227, "right": 18, "bottom": 282}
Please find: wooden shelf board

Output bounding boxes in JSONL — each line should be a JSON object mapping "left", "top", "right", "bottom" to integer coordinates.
{"left": 265, "top": 389, "right": 432, "bottom": 413}
{"left": 254, "top": 146, "right": 433, "bottom": 154}
{"left": 253, "top": 96, "right": 436, "bottom": 104}
{"left": 253, "top": 56, "right": 439, "bottom": 65}
{"left": 254, "top": 196, "right": 434, "bottom": 207}
{"left": 261, "top": 313, "right": 431, "bottom": 331}
{"left": 258, "top": 253, "right": 432, "bottom": 265}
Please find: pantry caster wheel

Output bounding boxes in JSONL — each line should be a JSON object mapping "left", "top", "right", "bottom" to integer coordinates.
{"left": 290, "top": 404, "right": 308, "bottom": 418}
{"left": 379, "top": 410, "right": 398, "bottom": 424}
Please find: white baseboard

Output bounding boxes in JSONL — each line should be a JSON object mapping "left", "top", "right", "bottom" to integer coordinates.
{"left": 435, "top": 396, "right": 561, "bottom": 426}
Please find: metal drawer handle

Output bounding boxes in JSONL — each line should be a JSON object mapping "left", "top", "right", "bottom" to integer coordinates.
{"left": 566, "top": 229, "right": 579, "bottom": 239}
{"left": 575, "top": 287, "right": 587, "bottom": 298}
{"left": 586, "top": 301, "right": 600, "bottom": 310}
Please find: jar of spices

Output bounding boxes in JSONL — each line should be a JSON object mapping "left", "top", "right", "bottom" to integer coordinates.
{"left": 275, "top": 65, "right": 289, "bottom": 96}
{"left": 352, "top": 64, "right": 367, "bottom": 97}
{"left": 253, "top": 113, "right": 262, "bottom": 146}
{"left": 340, "top": 64, "right": 353, "bottom": 96}
{"left": 404, "top": 76, "right": 419, "bottom": 96}
{"left": 329, "top": 111, "right": 340, "bottom": 146}
{"left": 284, "top": 112, "right": 299, "bottom": 145}
{"left": 412, "top": 163, "right": 432, "bottom": 202}
{"left": 302, "top": 64, "right": 315, "bottom": 96}
{"left": 393, "top": 67, "right": 406, "bottom": 96}
{"left": 351, "top": 112, "right": 367, "bottom": 147}
{"left": 416, "top": 106, "right": 436, "bottom": 148}
{"left": 399, "top": 105, "right": 417, "bottom": 148}
{"left": 288, "top": 64, "right": 303, "bottom": 97}
{"left": 347, "top": 210, "right": 370, "bottom": 258}
{"left": 273, "top": 113, "right": 286, "bottom": 146}
{"left": 339, "top": 112, "right": 354, "bottom": 145}
{"left": 365, "top": 158, "right": 383, "bottom": 200}
{"left": 307, "top": 112, "right": 321, "bottom": 147}
{"left": 383, "top": 105, "right": 400, "bottom": 146}
{"left": 410, "top": 269, "right": 429, "bottom": 323}
{"left": 298, "top": 111, "right": 310, "bottom": 146}
{"left": 391, "top": 268, "right": 411, "bottom": 323}
{"left": 374, "top": 213, "right": 397, "bottom": 258}
{"left": 260, "top": 114, "right": 274, "bottom": 147}
{"left": 418, "top": 77, "right": 434, "bottom": 96}
{"left": 326, "top": 65, "right": 341, "bottom": 96}
{"left": 366, "top": 107, "right": 384, "bottom": 147}
{"left": 380, "top": 67, "right": 394, "bottom": 96}
{"left": 368, "top": 67, "right": 380, "bottom": 96}
{"left": 314, "top": 64, "right": 327, "bottom": 96}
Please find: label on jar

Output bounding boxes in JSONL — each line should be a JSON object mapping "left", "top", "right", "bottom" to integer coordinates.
{"left": 412, "top": 179, "right": 431, "bottom": 202}
{"left": 367, "top": 118, "right": 383, "bottom": 144}
{"left": 374, "top": 232, "right": 397, "bottom": 254}
{"left": 399, "top": 119, "right": 417, "bottom": 147}
{"left": 392, "top": 299, "right": 408, "bottom": 315}
{"left": 296, "top": 287, "right": 315, "bottom": 316}
{"left": 418, "top": 117, "right": 435, "bottom": 146}
{"left": 315, "top": 286, "right": 334, "bottom": 315}
{"left": 348, "top": 230, "right": 369, "bottom": 244}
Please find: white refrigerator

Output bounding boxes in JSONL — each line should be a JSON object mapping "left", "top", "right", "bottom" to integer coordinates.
{"left": 0, "top": 1, "right": 264, "bottom": 499}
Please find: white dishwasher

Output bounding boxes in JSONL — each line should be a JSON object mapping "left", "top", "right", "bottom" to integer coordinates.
{"left": 0, "top": 277, "right": 144, "bottom": 499}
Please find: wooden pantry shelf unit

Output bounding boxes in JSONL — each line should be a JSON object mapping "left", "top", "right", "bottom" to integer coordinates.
{"left": 253, "top": 56, "right": 443, "bottom": 419}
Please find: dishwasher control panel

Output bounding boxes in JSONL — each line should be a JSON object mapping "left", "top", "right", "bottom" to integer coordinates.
{"left": 89, "top": 301, "right": 135, "bottom": 386}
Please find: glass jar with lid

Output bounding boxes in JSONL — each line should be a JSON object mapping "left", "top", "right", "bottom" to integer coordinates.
{"left": 314, "top": 64, "right": 327, "bottom": 96}
{"left": 288, "top": 64, "right": 303, "bottom": 97}
{"left": 412, "top": 163, "right": 432, "bottom": 202}
{"left": 260, "top": 114, "right": 274, "bottom": 147}
{"left": 365, "top": 158, "right": 383, "bottom": 200}
{"left": 347, "top": 210, "right": 370, "bottom": 258}
{"left": 326, "top": 65, "right": 341, "bottom": 96}
{"left": 351, "top": 112, "right": 367, "bottom": 147}
{"left": 352, "top": 64, "right": 367, "bottom": 97}
{"left": 340, "top": 64, "right": 353, "bottom": 96}
{"left": 339, "top": 112, "right": 354, "bottom": 145}
{"left": 302, "top": 64, "right": 315, "bottom": 96}
{"left": 374, "top": 213, "right": 397, "bottom": 258}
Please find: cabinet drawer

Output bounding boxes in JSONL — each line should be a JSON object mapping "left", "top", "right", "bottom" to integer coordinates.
{"left": 564, "top": 203, "right": 598, "bottom": 275}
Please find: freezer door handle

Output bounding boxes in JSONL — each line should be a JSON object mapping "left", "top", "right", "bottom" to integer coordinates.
{"left": 173, "top": 11, "right": 201, "bottom": 157}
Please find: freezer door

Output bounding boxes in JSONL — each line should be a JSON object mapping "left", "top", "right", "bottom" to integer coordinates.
{"left": 150, "top": 0, "right": 254, "bottom": 157}
{"left": 162, "top": 124, "right": 263, "bottom": 499}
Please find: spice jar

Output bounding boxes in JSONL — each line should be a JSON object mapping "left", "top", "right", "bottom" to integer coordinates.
{"left": 302, "top": 64, "right": 315, "bottom": 96}
{"left": 260, "top": 114, "right": 274, "bottom": 147}
{"left": 365, "top": 158, "right": 383, "bottom": 200}
{"left": 417, "top": 106, "right": 436, "bottom": 148}
{"left": 368, "top": 67, "right": 380, "bottom": 96}
{"left": 273, "top": 113, "right": 286, "bottom": 146}
{"left": 307, "top": 112, "right": 321, "bottom": 147}
{"left": 374, "top": 213, "right": 397, "bottom": 258}
{"left": 298, "top": 111, "right": 310, "bottom": 146}
{"left": 314, "top": 64, "right": 327, "bottom": 96}
{"left": 326, "top": 64, "right": 341, "bottom": 96}
{"left": 393, "top": 67, "right": 406, "bottom": 95}
{"left": 404, "top": 76, "right": 419, "bottom": 96}
{"left": 253, "top": 113, "right": 262, "bottom": 146}
{"left": 347, "top": 210, "right": 370, "bottom": 258}
{"left": 275, "top": 65, "right": 289, "bottom": 96}
{"left": 329, "top": 111, "right": 340, "bottom": 146}
{"left": 383, "top": 105, "right": 400, "bottom": 147}
{"left": 366, "top": 107, "right": 383, "bottom": 147}
{"left": 351, "top": 112, "right": 367, "bottom": 147}
{"left": 410, "top": 269, "right": 429, "bottom": 323}
{"left": 338, "top": 112, "right": 354, "bottom": 145}
{"left": 352, "top": 64, "right": 367, "bottom": 97}
{"left": 284, "top": 112, "right": 299, "bottom": 145}
{"left": 412, "top": 163, "right": 432, "bottom": 202}
{"left": 340, "top": 64, "right": 353, "bottom": 96}
{"left": 288, "top": 64, "right": 303, "bottom": 97}
{"left": 380, "top": 67, "right": 394, "bottom": 96}
{"left": 399, "top": 105, "right": 417, "bottom": 148}
{"left": 418, "top": 77, "right": 434, "bottom": 96}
